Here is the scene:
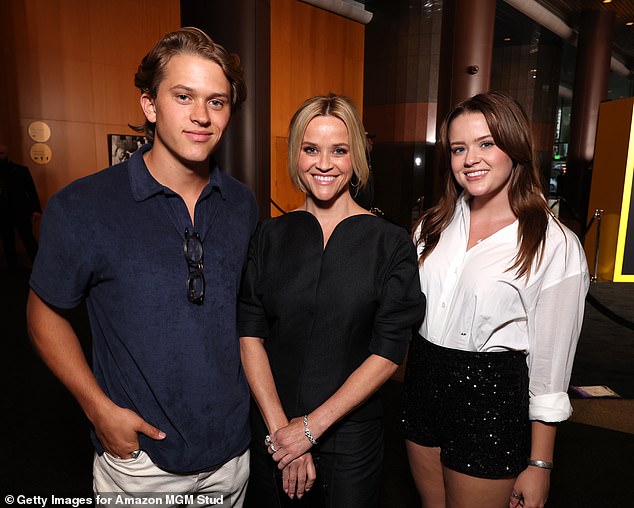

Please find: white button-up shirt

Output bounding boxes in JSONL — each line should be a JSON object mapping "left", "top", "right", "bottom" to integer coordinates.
{"left": 416, "top": 195, "right": 590, "bottom": 422}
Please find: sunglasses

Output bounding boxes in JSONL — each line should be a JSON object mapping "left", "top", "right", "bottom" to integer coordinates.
{"left": 184, "top": 227, "right": 205, "bottom": 305}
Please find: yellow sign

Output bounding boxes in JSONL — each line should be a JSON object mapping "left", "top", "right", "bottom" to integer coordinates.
{"left": 585, "top": 97, "right": 634, "bottom": 282}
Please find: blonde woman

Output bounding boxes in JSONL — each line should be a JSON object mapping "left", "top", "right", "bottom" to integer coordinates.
{"left": 239, "top": 94, "right": 426, "bottom": 507}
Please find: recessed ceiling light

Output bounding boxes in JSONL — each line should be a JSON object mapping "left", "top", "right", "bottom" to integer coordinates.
{"left": 627, "top": 21, "right": 634, "bottom": 26}
{"left": 504, "top": 37, "right": 511, "bottom": 41}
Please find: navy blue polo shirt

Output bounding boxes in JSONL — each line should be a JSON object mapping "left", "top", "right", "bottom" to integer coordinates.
{"left": 30, "top": 145, "right": 258, "bottom": 473}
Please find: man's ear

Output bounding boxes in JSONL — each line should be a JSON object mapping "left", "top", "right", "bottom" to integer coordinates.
{"left": 140, "top": 93, "right": 157, "bottom": 123}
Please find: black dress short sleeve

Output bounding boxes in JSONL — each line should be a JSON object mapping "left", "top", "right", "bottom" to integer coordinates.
{"left": 370, "top": 232, "right": 427, "bottom": 364}
{"left": 238, "top": 211, "right": 426, "bottom": 419}
{"left": 237, "top": 223, "right": 270, "bottom": 340}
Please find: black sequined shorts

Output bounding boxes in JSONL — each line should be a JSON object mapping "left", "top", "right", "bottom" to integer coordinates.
{"left": 401, "top": 335, "right": 530, "bottom": 478}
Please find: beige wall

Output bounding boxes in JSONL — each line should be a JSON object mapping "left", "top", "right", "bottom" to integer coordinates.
{"left": 0, "top": 0, "right": 180, "bottom": 208}
{"left": 270, "top": 0, "right": 365, "bottom": 216}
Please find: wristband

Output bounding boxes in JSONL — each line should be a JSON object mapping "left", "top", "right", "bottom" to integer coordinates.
{"left": 527, "top": 459, "right": 553, "bottom": 470}
{"left": 303, "top": 414, "right": 318, "bottom": 445}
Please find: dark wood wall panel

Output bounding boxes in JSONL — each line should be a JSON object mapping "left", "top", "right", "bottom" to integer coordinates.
{"left": 0, "top": 0, "right": 180, "bottom": 207}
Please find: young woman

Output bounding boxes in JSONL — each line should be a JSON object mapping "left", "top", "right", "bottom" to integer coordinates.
{"left": 239, "top": 94, "right": 425, "bottom": 507}
{"left": 402, "top": 91, "right": 589, "bottom": 508}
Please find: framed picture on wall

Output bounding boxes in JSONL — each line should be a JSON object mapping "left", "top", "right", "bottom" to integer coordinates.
{"left": 108, "top": 134, "right": 148, "bottom": 166}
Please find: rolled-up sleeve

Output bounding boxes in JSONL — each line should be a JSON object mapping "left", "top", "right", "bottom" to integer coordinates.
{"left": 528, "top": 269, "right": 589, "bottom": 421}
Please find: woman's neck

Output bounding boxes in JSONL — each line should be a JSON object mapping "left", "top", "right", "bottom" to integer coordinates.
{"left": 468, "top": 187, "right": 514, "bottom": 220}
{"left": 466, "top": 192, "right": 516, "bottom": 250}
{"left": 305, "top": 193, "right": 367, "bottom": 221}
{"left": 304, "top": 192, "right": 370, "bottom": 247}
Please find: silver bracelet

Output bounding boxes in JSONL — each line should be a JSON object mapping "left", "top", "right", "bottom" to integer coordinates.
{"left": 303, "top": 414, "right": 318, "bottom": 445}
{"left": 527, "top": 459, "right": 554, "bottom": 470}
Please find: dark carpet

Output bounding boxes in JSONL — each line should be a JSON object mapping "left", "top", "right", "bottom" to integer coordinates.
{"left": 570, "top": 281, "right": 634, "bottom": 399}
{"left": 2, "top": 266, "right": 634, "bottom": 506}
{"left": 379, "top": 381, "right": 634, "bottom": 508}
{"left": 0, "top": 268, "right": 92, "bottom": 495}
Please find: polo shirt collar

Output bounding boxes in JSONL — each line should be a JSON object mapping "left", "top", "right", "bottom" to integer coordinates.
{"left": 128, "top": 143, "right": 226, "bottom": 202}
{"left": 208, "top": 158, "right": 226, "bottom": 200}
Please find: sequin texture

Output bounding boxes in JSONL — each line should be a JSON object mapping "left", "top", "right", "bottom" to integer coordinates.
{"left": 401, "top": 335, "right": 530, "bottom": 478}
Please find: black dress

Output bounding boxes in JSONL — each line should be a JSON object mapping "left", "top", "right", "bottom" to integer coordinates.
{"left": 238, "top": 211, "right": 425, "bottom": 508}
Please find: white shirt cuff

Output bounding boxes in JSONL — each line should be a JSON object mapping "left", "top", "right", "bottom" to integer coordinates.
{"left": 529, "top": 392, "right": 572, "bottom": 422}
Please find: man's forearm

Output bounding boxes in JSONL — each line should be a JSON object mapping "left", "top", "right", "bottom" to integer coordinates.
{"left": 26, "top": 289, "right": 111, "bottom": 422}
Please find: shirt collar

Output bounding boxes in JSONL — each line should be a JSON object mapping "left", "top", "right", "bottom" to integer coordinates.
{"left": 457, "top": 192, "right": 470, "bottom": 236}
{"left": 128, "top": 144, "right": 225, "bottom": 202}
{"left": 208, "top": 157, "right": 226, "bottom": 200}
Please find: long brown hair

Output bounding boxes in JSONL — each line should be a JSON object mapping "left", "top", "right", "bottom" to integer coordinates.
{"left": 414, "top": 91, "right": 552, "bottom": 279}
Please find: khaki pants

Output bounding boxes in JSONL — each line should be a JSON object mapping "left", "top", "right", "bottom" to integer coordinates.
{"left": 93, "top": 449, "right": 249, "bottom": 507}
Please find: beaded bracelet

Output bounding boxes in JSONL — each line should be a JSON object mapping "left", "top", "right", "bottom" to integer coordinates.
{"left": 303, "top": 414, "right": 318, "bottom": 445}
{"left": 527, "top": 459, "right": 554, "bottom": 470}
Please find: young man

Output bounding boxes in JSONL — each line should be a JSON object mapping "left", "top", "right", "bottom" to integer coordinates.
{"left": 27, "top": 28, "right": 257, "bottom": 505}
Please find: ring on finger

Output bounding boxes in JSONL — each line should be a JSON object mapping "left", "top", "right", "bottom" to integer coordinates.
{"left": 511, "top": 492, "right": 522, "bottom": 500}
{"left": 270, "top": 443, "right": 278, "bottom": 453}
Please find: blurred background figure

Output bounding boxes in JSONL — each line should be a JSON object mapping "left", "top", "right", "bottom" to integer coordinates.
{"left": 0, "top": 143, "right": 41, "bottom": 269}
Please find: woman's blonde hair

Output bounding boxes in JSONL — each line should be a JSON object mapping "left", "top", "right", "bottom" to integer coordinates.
{"left": 287, "top": 94, "right": 369, "bottom": 193}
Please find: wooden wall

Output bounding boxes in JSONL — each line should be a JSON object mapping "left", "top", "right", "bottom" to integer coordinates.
{"left": 270, "top": 0, "right": 365, "bottom": 216}
{"left": 0, "top": 0, "right": 180, "bottom": 208}
{"left": 0, "top": 0, "right": 365, "bottom": 219}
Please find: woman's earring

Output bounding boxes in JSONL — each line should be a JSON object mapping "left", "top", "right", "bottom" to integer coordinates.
{"left": 350, "top": 173, "right": 360, "bottom": 198}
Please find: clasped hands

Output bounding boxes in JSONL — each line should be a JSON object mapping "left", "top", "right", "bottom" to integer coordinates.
{"left": 266, "top": 416, "right": 317, "bottom": 499}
